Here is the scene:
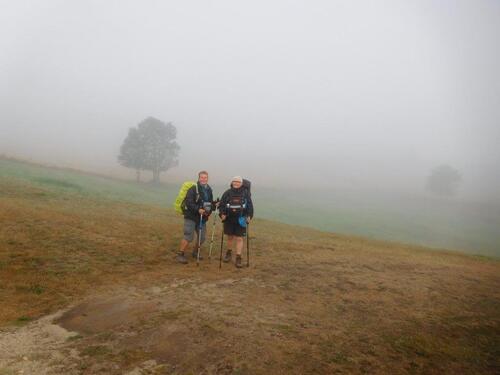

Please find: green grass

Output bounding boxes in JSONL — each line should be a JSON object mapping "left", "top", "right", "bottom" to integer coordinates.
{"left": 81, "top": 345, "right": 112, "bottom": 357}
{"left": 1, "top": 157, "right": 499, "bottom": 257}
{"left": 254, "top": 187, "right": 500, "bottom": 257}
{"left": 12, "top": 315, "right": 33, "bottom": 327}
{"left": 0, "top": 158, "right": 178, "bottom": 207}
{"left": 67, "top": 334, "right": 84, "bottom": 342}
{"left": 34, "top": 177, "right": 83, "bottom": 191}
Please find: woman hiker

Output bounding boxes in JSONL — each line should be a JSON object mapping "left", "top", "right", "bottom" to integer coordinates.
{"left": 219, "top": 176, "right": 254, "bottom": 268}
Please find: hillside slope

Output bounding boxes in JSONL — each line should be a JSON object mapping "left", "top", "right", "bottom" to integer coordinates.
{"left": 0, "top": 175, "right": 499, "bottom": 374}
{"left": 2, "top": 156, "right": 499, "bottom": 257}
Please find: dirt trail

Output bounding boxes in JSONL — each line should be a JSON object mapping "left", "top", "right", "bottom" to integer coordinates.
{"left": 0, "top": 310, "right": 79, "bottom": 375}
{"left": 56, "top": 275, "right": 297, "bottom": 374}
{"left": 1, "top": 274, "right": 292, "bottom": 375}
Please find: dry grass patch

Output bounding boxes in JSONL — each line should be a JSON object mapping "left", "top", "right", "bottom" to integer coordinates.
{"left": 0, "top": 179, "right": 180, "bottom": 325}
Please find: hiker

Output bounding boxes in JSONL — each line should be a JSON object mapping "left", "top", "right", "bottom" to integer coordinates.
{"left": 219, "top": 176, "right": 254, "bottom": 268}
{"left": 176, "top": 171, "right": 215, "bottom": 264}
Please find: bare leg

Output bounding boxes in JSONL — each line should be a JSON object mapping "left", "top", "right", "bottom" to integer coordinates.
{"left": 235, "top": 237, "right": 244, "bottom": 256}
{"left": 179, "top": 238, "right": 190, "bottom": 252}
{"left": 227, "top": 235, "right": 234, "bottom": 251}
{"left": 223, "top": 235, "right": 234, "bottom": 263}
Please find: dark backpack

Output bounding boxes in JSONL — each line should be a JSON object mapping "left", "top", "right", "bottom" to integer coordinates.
{"left": 242, "top": 179, "right": 251, "bottom": 198}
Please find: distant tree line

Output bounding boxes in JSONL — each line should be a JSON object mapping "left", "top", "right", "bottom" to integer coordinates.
{"left": 118, "top": 117, "right": 179, "bottom": 183}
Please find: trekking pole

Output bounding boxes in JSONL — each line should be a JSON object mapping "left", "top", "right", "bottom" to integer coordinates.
{"left": 208, "top": 213, "right": 217, "bottom": 262}
{"left": 197, "top": 213, "right": 203, "bottom": 267}
{"left": 246, "top": 222, "right": 250, "bottom": 268}
{"left": 219, "top": 225, "right": 224, "bottom": 269}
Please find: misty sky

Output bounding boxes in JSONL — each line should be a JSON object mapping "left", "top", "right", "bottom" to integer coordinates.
{"left": 1, "top": 1, "right": 499, "bottom": 200}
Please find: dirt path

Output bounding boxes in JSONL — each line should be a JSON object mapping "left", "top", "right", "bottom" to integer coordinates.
{"left": 1, "top": 274, "right": 294, "bottom": 375}
{"left": 0, "top": 310, "right": 80, "bottom": 375}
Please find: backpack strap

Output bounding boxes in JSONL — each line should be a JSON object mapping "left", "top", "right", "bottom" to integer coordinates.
{"left": 183, "top": 184, "right": 200, "bottom": 213}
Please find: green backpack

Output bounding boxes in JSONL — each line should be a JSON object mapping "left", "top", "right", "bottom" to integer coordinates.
{"left": 173, "top": 181, "right": 198, "bottom": 215}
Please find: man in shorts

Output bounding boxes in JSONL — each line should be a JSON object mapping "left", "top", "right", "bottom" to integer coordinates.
{"left": 219, "top": 176, "right": 254, "bottom": 268}
{"left": 176, "top": 171, "right": 214, "bottom": 264}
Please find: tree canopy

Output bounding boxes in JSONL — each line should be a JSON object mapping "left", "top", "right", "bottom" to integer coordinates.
{"left": 118, "top": 117, "right": 179, "bottom": 183}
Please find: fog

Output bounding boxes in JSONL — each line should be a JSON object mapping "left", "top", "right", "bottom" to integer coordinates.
{"left": 1, "top": 0, "right": 499, "bottom": 202}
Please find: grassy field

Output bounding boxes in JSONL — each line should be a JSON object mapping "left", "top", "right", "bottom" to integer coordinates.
{"left": 1, "top": 157, "right": 499, "bottom": 257}
{"left": 254, "top": 187, "right": 500, "bottom": 258}
{"left": 0, "top": 157, "right": 179, "bottom": 207}
{"left": 0, "top": 157, "right": 499, "bottom": 374}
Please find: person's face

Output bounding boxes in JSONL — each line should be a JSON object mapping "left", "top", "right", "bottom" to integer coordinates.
{"left": 232, "top": 180, "right": 242, "bottom": 188}
{"left": 199, "top": 173, "right": 208, "bottom": 185}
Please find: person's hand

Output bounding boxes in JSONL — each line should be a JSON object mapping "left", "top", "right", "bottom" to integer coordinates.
{"left": 246, "top": 216, "right": 251, "bottom": 224}
{"left": 221, "top": 214, "right": 227, "bottom": 222}
{"left": 215, "top": 201, "right": 220, "bottom": 208}
{"left": 198, "top": 208, "right": 205, "bottom": 215}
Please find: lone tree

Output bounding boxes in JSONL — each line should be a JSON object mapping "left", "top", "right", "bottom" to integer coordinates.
{"left": 118, "top": 117, "right": 179, "bottom": 183}
{"left": 426, "top": 164, "right": 462, "bottom": 197}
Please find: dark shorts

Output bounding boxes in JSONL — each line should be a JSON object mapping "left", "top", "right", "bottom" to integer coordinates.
{"left": 223, "top": 219, "right": 246, "bottom": 237}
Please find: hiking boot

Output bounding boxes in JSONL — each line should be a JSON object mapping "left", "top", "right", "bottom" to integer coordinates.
{"left": 235, "top": 255, "right": 243, "bottom": 268}
{"left": 192, "top": 248, "right": 203, "bottom": 260}
{"left": 223, "top": 249, "right": 232, "bottom": 263}
{"left": 176, "top": 252, "right": 188, "bottom": 264}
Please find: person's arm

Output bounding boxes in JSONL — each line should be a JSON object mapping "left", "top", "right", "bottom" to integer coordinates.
{"left": 208, "top": 187, "right": 215, "bottom": 210}
{"left": 185, "top": 186, "right": 201, "bottom": 214}
{"left": 219, "top": 191, "right": 229, "bottom": 219}
{"left": 246, "top": 196, "right": 254, "bottom": 221}
{"left": 202, "top": 187, "right": 215, "bottom": 219}
{"left": 212, "top": 195, "right": 220, "bottom": 211}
